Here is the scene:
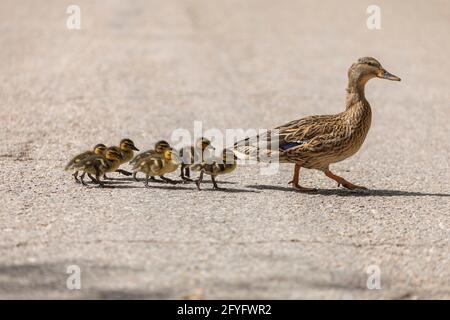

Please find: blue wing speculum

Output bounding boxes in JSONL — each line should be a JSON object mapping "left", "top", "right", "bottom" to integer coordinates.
{"left": 279, "top": 140, "right": 307, "bottom": 151}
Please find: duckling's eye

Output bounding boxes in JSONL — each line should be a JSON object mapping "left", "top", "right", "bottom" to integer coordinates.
{"left": 367, "top": 62, "right": 377, "bottom": 67}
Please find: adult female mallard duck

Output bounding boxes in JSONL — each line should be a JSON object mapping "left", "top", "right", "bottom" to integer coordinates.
{"left": 234, "top": 57, "right": 400, "bottom": 192}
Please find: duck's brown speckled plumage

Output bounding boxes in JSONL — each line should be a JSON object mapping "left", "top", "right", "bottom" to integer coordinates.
{"left": 234, "top": 57, "right": 400, "bottom": 192}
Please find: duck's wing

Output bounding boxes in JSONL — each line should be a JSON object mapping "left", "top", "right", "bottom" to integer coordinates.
{"left": 69, "top": 154, "right": 103, "bottom": 172}
{"left": 65, "top": 150, "right": 93, "bottom": 170}
{"left": 234, "top": 114, "right": 338, "bottom": 162}
{"left": 130, "top": 149, "right": 157, "bottom": 165}
{"left": 132, "top": 155, "right": 164, "bottom": 173}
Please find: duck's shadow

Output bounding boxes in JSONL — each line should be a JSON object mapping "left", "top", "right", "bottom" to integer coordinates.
{"left": 246, "top": 184, "right": 450, "bottom": 197}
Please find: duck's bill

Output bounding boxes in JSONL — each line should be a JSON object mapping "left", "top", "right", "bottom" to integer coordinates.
{"left": 131, "top": 146, "right": 139, "bottom": 151}
{"left": 379, "top": 69, "right": 401, "bottom": 81}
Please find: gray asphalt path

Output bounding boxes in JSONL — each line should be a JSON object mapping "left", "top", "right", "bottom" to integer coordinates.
{"left": 0, "top": 0, "right": 449, "bottom": 299}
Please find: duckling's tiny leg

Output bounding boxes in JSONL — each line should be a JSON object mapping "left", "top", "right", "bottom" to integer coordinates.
{"left": 195, "top": 171, "right": 204, "bottom": 191}
{"left": 160, "top": 175, "right": 177, "bottom": 184}
{"left": 72, "top": 171, "right": 80, "bottom": 183}
{"left": 144, "top": 175, "right": 151, "bottom": 188}
{"left": 95, "top": 171, "right": 105, "bottom": 188}
{"left": 288, "top": 164, "right": 317, "bottom": 193}
{"left": 80, "top": 172, "right": 88, "bottom": 186}
{"left": 185, "top": 167, "right": 191, "bottom": 178}
{"left": 116, "top": 169, "right": 132, "bottom": 176}
{"left": 88, "top": 173, "right": 98, "bottom": 184}
{"left": 324, "top": 169, "right": 367, "bottom": 190}
{"left": 211, "top": 175, "right": 221, "bottom": 190}
{"left": 180, "top": 164, "right": 193, "bottom": 182}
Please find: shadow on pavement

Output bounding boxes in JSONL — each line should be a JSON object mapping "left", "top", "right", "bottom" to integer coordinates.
{"left": 246, "top": 185, "right": 450, "bottom": 197}
{"left": 0, "top": 262, "right": 172, "bottom": 299}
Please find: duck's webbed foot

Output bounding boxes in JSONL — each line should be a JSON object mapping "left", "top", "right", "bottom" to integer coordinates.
{"left": 289, "top": 164, "right": 317, "bottom": 193}
{"left": 103, "top": 174, "right": 113, "bottom": 180}
{"left": 72, "top": 172, "right": 80, "bottom": 183}
{"left": 144, "top": 175, "right": 152, "bottom": 188}
{"left": 116, "top": 169, "right": 132, "bottom": 176}
{"left": 88, "top": 173, "right": 99, "bottom": 184}
{"left": 288, "top": 182, "right": 317, "bottom": 193}
{"left": 324, "top": 169, "right": 367, "bottom": 190}
{"left": 195, "top": 171, "right": 204, "bottom": 191}
{"left": 180, "top": 166, "right": 193, "bottom": 182}
{"left": 80, "top": 172, "right": 88, "bottom": 186}
{"left": 160, "top": 176, "right": 178, "bottom": 184}
{"left": 211, "top": 176, "right": 222, "bottom": 190}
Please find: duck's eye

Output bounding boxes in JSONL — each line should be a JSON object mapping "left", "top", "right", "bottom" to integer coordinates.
{"left": 367, "top": 62, "right": 377, "bottom": 67}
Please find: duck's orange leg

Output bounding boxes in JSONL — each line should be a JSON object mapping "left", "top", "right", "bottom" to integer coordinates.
{"left": 324, "top": 169, "right": 367, "bottom": 190}
{"left": 289, "top": 163, "right": 317, "bottom": 193}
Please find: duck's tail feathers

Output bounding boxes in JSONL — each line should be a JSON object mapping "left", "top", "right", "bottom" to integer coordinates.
{"left": 233, "top": 134, "right": 283, "bottom": 163}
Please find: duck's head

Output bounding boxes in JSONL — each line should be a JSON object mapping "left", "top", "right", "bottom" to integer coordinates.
{"left": 196, "top": 137, "right": 214, "bottom": 151}
{"left": 349, "top": 57, "right": 401, "bottom": 85}
{"left": 93, "top": 143, "right": 107, "bottom": 155}
{"left": 163, "top": 148, "right": 174, "bottom": 161}
{"left": 104, "top": 147, "right": 124, "bottom": 161}
{"left": 154, "top": 140, "right": 171, "bottom": 154}
{"left": 119, "top": 138, "right": 139, "bottom": 151}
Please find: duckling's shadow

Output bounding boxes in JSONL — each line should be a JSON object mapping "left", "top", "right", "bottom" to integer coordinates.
{"left": 84, "top": 184, "right": 143, "bottom": 189}
{"left": 246, "top": 185, "right": 450, "bottom": 197}
{"left": 199, "top": 187, "right": 260, "bottom": 193}
{"left": 122, "top": 177, "right": 237, "bottom": 185}
{"left": 143, "top": 185, "right": 192, "bottom": 191}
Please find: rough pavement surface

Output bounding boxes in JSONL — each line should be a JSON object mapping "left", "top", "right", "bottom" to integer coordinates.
{"left": 1, "top": 0, "right": 449, "bottom": 299}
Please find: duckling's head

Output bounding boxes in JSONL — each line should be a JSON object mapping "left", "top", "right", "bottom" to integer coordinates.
{"left": 348, "top": 57, "right": 401, "bottom": 86}
{"left": 196, "top": 137, "right": 213, "bottom": 151}
{"left": 104, "top": 147, "right": 124, "bottom": 161}
{"left": 119, "top": 138, "right": 139, "bottom": 151}
{"left": 163, "top": 148, "right": 174, "bottom": 161}
{"left": 154, "top": 140, "right": 171, "bottom": 154}
{"left": 93, "top": 143, "right": 107, "bottom": 155}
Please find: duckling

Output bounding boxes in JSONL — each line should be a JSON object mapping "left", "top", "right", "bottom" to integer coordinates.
{"left": 179, "top": 137, "right": 214, "bottom": 182}
{"left": 193, "top": 149, "right": 237, "bottom": 190}
{"left": 132, "top": 148, "right": 180, "bottom": 188}
{"left": 234, "top": 57, "right": 401, "bottom": 192}
{"left": 130, "top": 140, "right": 171, "bottom": 181}
{"left": 104, "top": 138, "right": 139, "bottom": 178}
{"left": 68, "top": 147, "right": 124, "bottom": 187}
{"left": 65, "top": 143, "right": 107, "bottom": 182}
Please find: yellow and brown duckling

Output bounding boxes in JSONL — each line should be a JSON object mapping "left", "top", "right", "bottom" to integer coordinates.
{"left": 130, "top": 140, "right": 171, "bottom": 181}
{"left": 234, "top": 57, "right": 400, "bottom": 192}
{"left": 104, "top": 138, "right": 139, "bottom": 178}
{"left": 65, "top": 143, "right": 107, "bottom": 182}
{"left": 193, "top": 148, "right": 237, "bottom": 190}
{"left": 67, "top": 147, "right": 124, "bottom": 187}
{"left": 131, "top": 148, "right": 180, "bottom": 187}
{"left": 179, "top": 137, "right": 214, "bottom": 182}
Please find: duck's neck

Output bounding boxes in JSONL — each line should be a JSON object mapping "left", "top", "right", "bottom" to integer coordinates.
{"left": 344, "top": 77, "right": 372, "bottom": 133}
{"left": 345, "top": 77, "right": 368, "bottom": 109}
